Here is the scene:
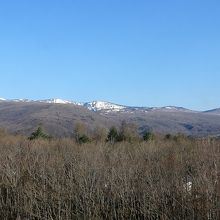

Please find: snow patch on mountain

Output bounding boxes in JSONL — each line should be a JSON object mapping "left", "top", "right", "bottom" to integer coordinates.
{"left": 39, "top": 98, "right": 74, "bottom": 104}
{"left": 11, "top": 99, "right": 33, "bottom": 102}
{"left": 84, "top": 101, "right": 126, "bottom": 112}
{"left": 161, "top": 106, "right": 193, "bottom": 112}
{"left": 38, "top": 98, "right": 84, "bottom": 106}
{"left": 148, "top": 106, "right": 192, "bottom": 112}
{"left": 0, "top": 97, "right": 195, "bottom": 113}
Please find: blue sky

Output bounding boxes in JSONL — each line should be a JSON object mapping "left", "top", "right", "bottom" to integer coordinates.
{"left": 0, "top": 0, "right": 219, "bottom": 110}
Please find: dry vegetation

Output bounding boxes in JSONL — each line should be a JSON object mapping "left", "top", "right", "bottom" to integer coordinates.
{"left": 0, "top": 130, "right": 220, "bottom": 219}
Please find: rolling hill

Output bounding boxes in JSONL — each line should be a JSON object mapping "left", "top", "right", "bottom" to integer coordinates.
{"left": 0, "top": 98, "right": 220, "bottom": 137}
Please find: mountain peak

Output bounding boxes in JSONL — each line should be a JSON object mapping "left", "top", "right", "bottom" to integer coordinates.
{"left": 39, "top": 98, "right": 73, "bottom": 104}
{"left": 84, "top": 101, "right": 126, "bottom": 112}
{"left": 0, "top": 97, "right": 196, "bottom": 113}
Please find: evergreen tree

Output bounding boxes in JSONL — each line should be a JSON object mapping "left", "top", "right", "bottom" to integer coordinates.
{"left": 107, "top": 126, "right": 119, "bottom": 144}
{"left": 29, "top": 126, "right": 51, "bottom": 140}
{"left": 143, "top": 131, "right": 155, "bottom": 142}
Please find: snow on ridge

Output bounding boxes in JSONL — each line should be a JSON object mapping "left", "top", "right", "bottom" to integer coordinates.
{"left": 0, "top": 98, "right": 32, "bottom": 102}
{"left": 38, "top": 98, "right": 84, "bottom": 106}
{"left": 0, "top": 98, "right": 194, "bottom": 113}
{"left": 162, "top": 106, "right": 192, "bottom": 112}
{"left": 148, "top": 106, "right": 191, "bottom": 112}
{"left": 39, "top": 98, "right": 73, "bottom": 104}
{"left": 84, "top": 101, "right": 126, "bottom": 112}
{"left": 11, "top": 99, "right": 33, "bottom": 102}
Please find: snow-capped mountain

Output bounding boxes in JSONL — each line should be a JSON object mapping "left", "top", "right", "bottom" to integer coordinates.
{"left": 0, "top": 98, "right": 33, "bottom": 102}
{"left": 38, "top": 99, "right": 85, "bottom": 106}
{"left": 0, "top": 97, "right": 193, "bottom": 113}
{"left": 84, "top": 101, "right": 126, "bottom": 112}
{"left": 1, "top": 97, "right": 220, "bottom": 137}
{"left": 39, "top": 98, "right": 76, "bottom": 104}
{"left": 0, "top": 98, "right": 83, "bottom": 105}
{"left": 11, "top": 99, "right": 33, "bottom": 102}
{"left": 149, "top": 106, "right": 193, "bottom": 112}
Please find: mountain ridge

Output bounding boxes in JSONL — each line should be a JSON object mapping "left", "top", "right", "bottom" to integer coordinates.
{"left": 0, "top": 97, "right": 201, "bottom": 113}
{"left": 0, "top": 100, "right": 220, "bottom": 137}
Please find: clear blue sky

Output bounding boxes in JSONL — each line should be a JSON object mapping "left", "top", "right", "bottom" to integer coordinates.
{"left": 0, "top": 0, "right": 219, "bottom": 110}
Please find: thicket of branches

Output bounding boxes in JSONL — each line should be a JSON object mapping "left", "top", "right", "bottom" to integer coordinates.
{"left": 0, "top": 129, "right": 220, "bottom": 219}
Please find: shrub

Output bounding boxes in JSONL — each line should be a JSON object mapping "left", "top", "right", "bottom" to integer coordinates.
{"left": 173, "top": 133, "right": 186, "bottom": 142}
{"left": 165, "top": 133, "right": 172, "bottom": 140}
{"left": 0, "top": 132, "right": 220, "bottom": 219}
{"left": 118, "top": 120, "right": 139, "bottom": 142}
{"left": 143, "top": 131, "right": 155, "bottom": 141}
{"left": 78, "top": 134, "right": 90, "bottom": 144}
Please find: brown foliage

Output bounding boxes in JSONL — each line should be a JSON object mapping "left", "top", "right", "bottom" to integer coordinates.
{"left": 0, "top": 135, "right": 220, "bottom": 219}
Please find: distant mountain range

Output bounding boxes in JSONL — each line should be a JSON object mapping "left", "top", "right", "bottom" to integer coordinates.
{"left": 0, "top": 98, "right": 201, "bottom": 113}
{"left": 0, "top": 98, "right": 220, "bottom": 137}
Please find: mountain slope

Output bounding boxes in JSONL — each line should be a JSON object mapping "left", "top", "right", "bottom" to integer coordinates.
{"left": 204, "top": 108, "right": 220, "bottom": 115}
{"left": 0, "top": 101, "right": 220, "bottom": 137}
{"left": 0, "top": 98, "right": 194, "bottom": 113}
{"left": 0, "top": 102, "right": 117, "bottom": 137}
